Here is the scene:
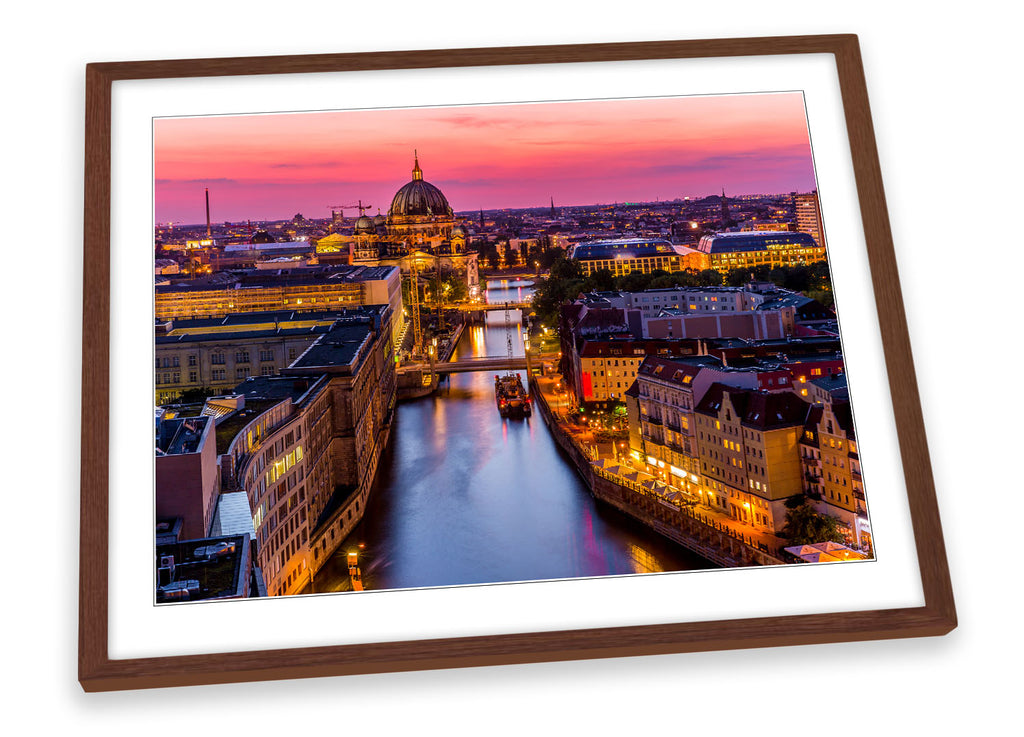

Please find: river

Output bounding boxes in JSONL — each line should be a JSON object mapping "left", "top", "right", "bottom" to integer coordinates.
{"left": 309, "top": 279, "right": 713, "bottom": 593}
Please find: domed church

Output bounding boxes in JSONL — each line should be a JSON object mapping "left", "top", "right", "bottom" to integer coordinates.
{"left": 315, "top": 152, "right": 478, "bottom": 297}
{"left": 387, "top": 152, "right": 456, "bottom": 248}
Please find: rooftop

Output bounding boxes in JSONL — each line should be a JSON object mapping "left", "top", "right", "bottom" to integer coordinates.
{"left": 213, "top": 398, "right": 284, "bottom": 454}
{"left": 569, "top": 238, "right": 697, "bottom": 261}
{"left": 156, "top": 264, "right": 397, "bottom": 293}
{"left": 696, "top": 231, "right": 819, "bottom": 254}
{"left": 156, "top": 416, "right": 210, "bottom": 455}
{"left": 290, "top": 319, "right": 375, "bottom": 371}
{"left": 209, "top": 492, "right": 258, "bottom": 541}
{"left": 156, "top": 533, "right": 250, "bottom": 603}
{"left": 696, "top": 382, "right": 810, "bottom": 429}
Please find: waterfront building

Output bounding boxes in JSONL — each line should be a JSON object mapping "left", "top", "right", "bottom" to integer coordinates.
{"left": 153, "top": 308, "right": 370, "bottom": 404}
{"left": 633, "top": 355, "right": 798, "bottom": 487}
{"left": 156, "top": 307, "right": 396, "bottom": 598}
{"left": 634, "top": 355, "right": 724, "bottom": 487}
{"left": 572, "top": 337, "right": 703, "bottom": 405}
{"left": 694, "top": 383, "right": 810, "bottom": 531}
{"left": 793, "top": 191, "right": 825, "bottom": 247}
{"left": 568, "top": 238, "right": 708, "bottom": 277}
{"left": 694, "top": 231, "right": 825, "bottom": 272}
{"left": 800, "top": 399, "right": 870, "bottom": 551}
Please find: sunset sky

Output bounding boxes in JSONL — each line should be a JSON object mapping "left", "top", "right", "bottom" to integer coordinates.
{"left": 154, "top": 93, "right": 818, "bottom": 224}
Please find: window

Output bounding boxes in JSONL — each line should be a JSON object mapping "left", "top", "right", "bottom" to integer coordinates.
{"left": 235, "top": 350, "right": 250, "bottom": 363}
{"left": 212, "top": 369, "right": 226, "bottom": 381}
{"left": 260, "top": 350, "right": 274, "bottom": 362}
{"left": 236, "top": 368, "right": 251, "bottom": 379}
{"left": 188, "top": 355, "right": 197, "bottom": 366}
{"left": 211, "top": 353, "right": 225, "bottom": 365}
{"left": 189, "top": 371, "right": 197, "bottom": 382}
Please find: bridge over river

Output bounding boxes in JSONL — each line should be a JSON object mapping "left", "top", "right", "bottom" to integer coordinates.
{"left": 396, "top": 351, "right": 559, "bottom": 376}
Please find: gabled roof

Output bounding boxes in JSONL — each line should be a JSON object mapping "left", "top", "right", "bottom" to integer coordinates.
{"left": 695, "top": 382, "right": 750, "bottom": 419}
{"left": 638, "top": 355, "right": 721, "bottom": 386}
{"left": 742, "top": 390, "right": 810, "bottom": 430}
{"left": 696, "top": 382, "right": 809, "bottom": 430}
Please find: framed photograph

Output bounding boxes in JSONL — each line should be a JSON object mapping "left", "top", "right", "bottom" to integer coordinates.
{"left": 80, "top": 34, "right": 956, "bottom": 692}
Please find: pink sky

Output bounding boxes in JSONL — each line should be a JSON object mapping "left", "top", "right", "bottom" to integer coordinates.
{"left": 154, "top": 93, "right": 817, "bottom": 224}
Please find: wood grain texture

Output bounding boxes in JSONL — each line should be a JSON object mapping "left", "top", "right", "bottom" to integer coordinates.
{"left": 79, "top": 34, "right": 956, "bottom": 693}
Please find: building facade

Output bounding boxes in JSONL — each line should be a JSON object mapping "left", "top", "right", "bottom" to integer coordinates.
{"left": 695, "top": 231, "right": 825, "bottom": 272}
{"left": 568, "top": 238, "right": 708, "bottom": 277}
{"left": 801, "top": 400, "right": 869, "bottom": 550}
{"left": 153, "top": 310, "right": 355, "bottom": 404}
{"left": 155, "top": 414, "right": 220, "bottom": 541}
{"left": 694, "top": 384, "right": 810, "bottom": 532}
{"left": 793, "top": 191, "right": 825, "bottom": 247}
{"left": 157, "top": 308, "right": 397, "bottom": 598}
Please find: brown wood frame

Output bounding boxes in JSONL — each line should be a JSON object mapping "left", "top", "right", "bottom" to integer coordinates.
{"left": 80, "top": 34, "right": 956, "bottom": 692}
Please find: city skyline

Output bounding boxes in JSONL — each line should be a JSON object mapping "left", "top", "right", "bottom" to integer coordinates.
{"left": 155, "top": 92, "right": 817, "bottom": 224}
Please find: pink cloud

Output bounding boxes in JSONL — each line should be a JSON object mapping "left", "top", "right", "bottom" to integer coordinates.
{"left": 155, "top": 93, "right": 816, "bottom": 223}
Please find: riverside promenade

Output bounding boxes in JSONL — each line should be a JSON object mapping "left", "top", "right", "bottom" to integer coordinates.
{"left": 531, "top": 373, "right": 786, "bottom": 568}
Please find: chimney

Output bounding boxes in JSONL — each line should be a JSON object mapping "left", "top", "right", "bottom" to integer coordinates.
{"left": 205, "top": 188, "right": 212, "bottom": 239}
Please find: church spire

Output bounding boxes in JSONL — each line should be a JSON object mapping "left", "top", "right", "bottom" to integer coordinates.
{"left": 412, "top": 150, "right": 423, "bottom": 181}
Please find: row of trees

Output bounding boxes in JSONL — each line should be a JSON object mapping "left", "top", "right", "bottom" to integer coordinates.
{"left": 471, "top": 235, "right": 566, "bottom": 271}
{"left": 531, "top": 257, "right": 834, "bottom": 327}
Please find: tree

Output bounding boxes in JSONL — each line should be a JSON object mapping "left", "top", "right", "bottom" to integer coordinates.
{"left": 648, "top": 274, "right": 676, "bottom": 290}
{"left": 587, "top": 268, "right": 615, "bottom": 291}
{"left": 178, "top": 387, "right": 218, "bottom": 404}
{"left": 782, "top": 495, "right": 847, "bottom": 545}
{"left": 696, "top": 269, "right": 724, "bottom": 286}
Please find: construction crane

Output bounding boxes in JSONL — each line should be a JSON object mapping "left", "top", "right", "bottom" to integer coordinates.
{"left": 407, "top": 258, "right": 423, "bottom": 354}
{"left": 326, "top": 200, "right": 372, "bottom": 219}
{"left": 505, "top": 302, "right": 514, "bottom": 372}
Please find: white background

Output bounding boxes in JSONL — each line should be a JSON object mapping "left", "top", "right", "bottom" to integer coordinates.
{"left": 3, "top": 1, "right": 1018, "bottom": 734}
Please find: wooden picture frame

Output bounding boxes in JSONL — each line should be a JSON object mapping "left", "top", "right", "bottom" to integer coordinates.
{"left": 80, "top": 34, "right": 956, "bottom": 692}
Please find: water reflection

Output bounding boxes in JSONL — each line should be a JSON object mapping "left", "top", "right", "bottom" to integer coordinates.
{"left": 311, "top": 282, "right": 712, "bottom": 593}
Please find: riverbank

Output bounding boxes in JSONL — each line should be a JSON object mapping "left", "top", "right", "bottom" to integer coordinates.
{"left": 395, "top": 318, "right": 466, "bottom": 400}
{"left": 531, "top": 373, "right": 785, "bottom": 567}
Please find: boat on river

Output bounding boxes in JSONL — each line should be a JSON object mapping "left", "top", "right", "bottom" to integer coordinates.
{"left": 495, "top": 373, "right": 531, "bottom": 417}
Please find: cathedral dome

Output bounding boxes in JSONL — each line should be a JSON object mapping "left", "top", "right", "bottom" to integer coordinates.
{"left": 354, "top": 215, "right": 376, "bottom": 234}
{"left": 389, "top": 154, "right": 452, "bottom": 218}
